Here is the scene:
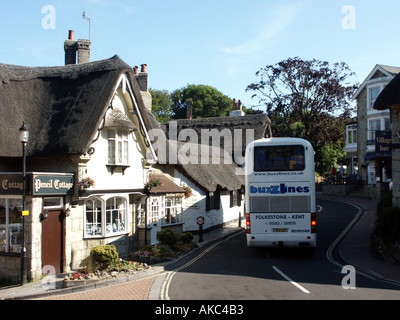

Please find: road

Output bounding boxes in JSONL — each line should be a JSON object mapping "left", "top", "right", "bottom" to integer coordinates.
{"left": 160, "top": 199, "right": 400, "bottom": 300}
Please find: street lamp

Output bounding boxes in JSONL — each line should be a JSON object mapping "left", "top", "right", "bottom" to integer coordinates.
{"left": 19, "top": 122, "right": 29, "bottom": 285}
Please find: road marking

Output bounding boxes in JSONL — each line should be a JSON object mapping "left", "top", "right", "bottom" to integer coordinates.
{"left": 326, "top": 202, "right": 363, "bottom": 268}
{"left": 272, "top": 266, "right": 311, "bottom": 294}
{"left": 160, "top": 232, "right": 240, "bottom": 300}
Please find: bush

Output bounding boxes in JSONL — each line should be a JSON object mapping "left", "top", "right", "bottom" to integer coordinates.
{"left": 90, "top": 245, "right": 119, "bottom": 270}
{"left": 179, "top": 232, "right": 193, "bottom": 244}
{"left": 156, "top": 228, "right": 178, "bottom": 248}
{"left": 375, "top": 206, "right": 400, "bottom": 246}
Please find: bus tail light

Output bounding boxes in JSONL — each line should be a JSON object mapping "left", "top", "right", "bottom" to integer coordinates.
{"left": 245, "top": 213, "right": 251, "bottom": 234}
{"left": 311, "top": 212, "right": 317, "bottom": 233}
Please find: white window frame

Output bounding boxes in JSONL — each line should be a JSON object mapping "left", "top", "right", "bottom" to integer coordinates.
{"left": 0, "top": 196, "right": 23, "bottom": 254}
{"left": 43, "top": 197, "right": 64, "bottom": 209}
{"left": 346, "top": 124, "right": 357, "bottom": 146}
{"left": 108, "top": 129, "right": 129, "bottom": 165}
{"left": 146, "top": 195, "right": 183, "bottom": 227}
{"left": 163, "top": 197, "right": 183, "bottom": 226}
{"left": 84, "top": 195, "right": 129, "bottom": 238}
{"left": 368, "top": 85, "right": 381, "bottom": 110}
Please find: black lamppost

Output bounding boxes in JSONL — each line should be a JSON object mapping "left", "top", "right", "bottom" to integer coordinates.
{"left": 19, "top": 122, "right": 29, "bottom": 285}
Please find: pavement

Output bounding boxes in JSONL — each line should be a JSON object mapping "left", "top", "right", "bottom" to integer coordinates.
{"left": 0, "top": 192, "right": 399, "bottom": 300}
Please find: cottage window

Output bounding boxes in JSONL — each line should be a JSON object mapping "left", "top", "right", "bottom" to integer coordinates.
{"left": 145, "top": 196, "right": 183, "bottom": 227}
{"left": 206, "top": 188, "right": 221, "bottom": 211}
{"left": 163, "top": 197, "right": 182, "bottom": 225}
{"left": 84, "top": 196, "right": 128, "bottom": 238}
{"left": 230, "top": 190, "right": 242, "bottom": 208}
{"left": 0, "top": 197, "right": 23, "bottom": 254}
{"left": 108, "top": 129, "right": 129, "bottom": 165}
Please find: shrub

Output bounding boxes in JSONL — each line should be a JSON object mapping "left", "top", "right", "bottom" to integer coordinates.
{"left": 179, "top": 232, "right": 193, "bottom": 244}
{"left": 375, "top": 206, "right": 400, "bottom": 246}
{"left": 156, "top": 228, "right": 178, "bottom": 248}
{"left": 90, "top": 245, "right": 119, "bottom": 270}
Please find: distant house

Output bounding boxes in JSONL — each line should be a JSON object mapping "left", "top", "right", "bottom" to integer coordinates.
{"left": 374, "top": 71, "right": 400, "bottom": 206}
{"left": 346, "top": 64, "right": 400, "bottom": 188}
{"left": 152, "top": 111, "right": 272, "bottom": 234}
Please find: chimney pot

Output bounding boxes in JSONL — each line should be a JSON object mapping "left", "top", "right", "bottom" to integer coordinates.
{"left": 232, "top": 98, "right": 238, "bottom": 111}
{"left": 68, "top": 30, "right": 75, "bottom": 40}
{"left": 141, "top": 64, "right": 147, "bottom": 73}
{"left": 133, "top": 66, "right": 139, "bottom": 76}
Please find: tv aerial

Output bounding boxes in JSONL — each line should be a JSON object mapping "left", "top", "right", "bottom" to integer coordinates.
{"left": 82, "top": 11, "right": 92, "bottom": 40}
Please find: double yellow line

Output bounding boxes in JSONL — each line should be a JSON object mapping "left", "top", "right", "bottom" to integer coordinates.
{"left": 160, "top": 232, "right": 241, "bottom": 300}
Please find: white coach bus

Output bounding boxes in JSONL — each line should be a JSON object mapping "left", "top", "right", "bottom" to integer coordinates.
{"left": 245, "top": 138, "right": 316, "bottom": 248}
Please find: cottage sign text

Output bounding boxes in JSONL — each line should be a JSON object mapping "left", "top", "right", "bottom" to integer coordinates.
{"left": 33, "top": 174, "right": 74, "bottom": 195}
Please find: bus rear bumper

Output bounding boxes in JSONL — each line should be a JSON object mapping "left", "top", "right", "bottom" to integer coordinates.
{"left": 246, "top": 234, "right": 317, "bottom": 248}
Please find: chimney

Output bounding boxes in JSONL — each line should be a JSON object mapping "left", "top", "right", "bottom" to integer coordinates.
{"left": 135, "top": 64, "right": 152, "bottom": 112}
{"left": 64, "top": 30, "right": 91, "bottom": 65}
{"left": 230, "top": 98, "right": 245, "bottom": 117}
{"left": 77, "top": 39, "right": 91, "bottom": 64}
{"left": 64, "top": 30, "right": 77, "bottom": 65}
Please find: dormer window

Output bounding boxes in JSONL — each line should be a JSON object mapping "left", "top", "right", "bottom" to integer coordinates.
{"left": 108, "top": 129, "right": 129, "bottom": 165}
{"left": 104, "top": 108, "right": 137, "bottom": 174}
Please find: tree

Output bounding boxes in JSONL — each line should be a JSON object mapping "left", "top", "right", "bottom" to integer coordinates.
{"left": 171, "top": 84, "right": 232, "bottom": 119}
{"left": 246, "top": 57, "right": 358, "bottom": 174}
{"left": 149, "top": 89, "right": 173, "bottom": 124}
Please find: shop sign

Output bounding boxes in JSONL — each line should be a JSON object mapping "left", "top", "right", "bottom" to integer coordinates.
{"left": 375, "top": 131, "right": 392, "bottom": 158}
{"left": 0, "top": 174, "right": 24, "bottom": 194}
{"left": 32, "top": 174, "right": 74, "bottom": 195}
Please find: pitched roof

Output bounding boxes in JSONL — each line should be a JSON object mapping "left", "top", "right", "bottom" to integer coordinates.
{"left": 147, "top": 174, "right": 185, "bottom": 194}
{"left": 0, "top": 55, "right": 154, "bottom": 157}
{"left": 352, "top": 64, "right": 400, "bottom": 100}
{"left": 161, "top": 114, "right": 272, "bottom": 157}
{"left": 168, "top": 141, "right": 245, "bottom": 192}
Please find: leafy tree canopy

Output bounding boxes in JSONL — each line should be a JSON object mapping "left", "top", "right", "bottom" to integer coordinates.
{"left": 171, "top": 84, "right": 233, "bottom": 119}
{"left": 149, "top": 89, "right": 173, "bottom": 124}
{"left": 246, "top": 57, "right": 358, "bottom": 174}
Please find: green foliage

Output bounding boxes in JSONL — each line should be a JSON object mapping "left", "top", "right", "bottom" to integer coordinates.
{"left": 171, "top": 84, "right": 232, "bottom": 119}
{"left": 246, "top": 57, "right": 357, "bottom": 175}
{"left": 156, "top": 228, "right": 178, "bottom": 248}
{"left": 179, "top": 232, "right": 194, "bottom": 244}
{"left": 90, "top": 245, "right": 119, "bottom": 270}
{"left": 150, "top": 88, "right": 174, "bottom": 123}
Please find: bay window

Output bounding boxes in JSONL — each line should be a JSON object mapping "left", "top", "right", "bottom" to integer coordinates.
{"left": 84, "top": 195, "right": 128, "bottom": 238}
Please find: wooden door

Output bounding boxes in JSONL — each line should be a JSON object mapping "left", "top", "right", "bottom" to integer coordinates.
{"left": 41, "top": 210, "right": 64, "bottom": 274}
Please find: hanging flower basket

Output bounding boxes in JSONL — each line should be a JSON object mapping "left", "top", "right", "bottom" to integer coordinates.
{"left": 183, "top": 186, "right": 192, "bottom": 199}
{"left": 77, "top": 177, "right": 95, "bottom": 197}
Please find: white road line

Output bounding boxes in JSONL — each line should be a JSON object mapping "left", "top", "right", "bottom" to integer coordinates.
{"left": 272, "top": 266, "right": 311, "bottom": 294}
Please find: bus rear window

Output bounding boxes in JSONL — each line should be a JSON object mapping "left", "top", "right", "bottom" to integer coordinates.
{"left": 254, "top": 145, "right": 305, "bottom": 172}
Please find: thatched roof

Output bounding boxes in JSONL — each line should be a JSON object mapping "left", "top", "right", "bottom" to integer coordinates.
{"left": 166, "top": 141, "right": 244, "bottom": 192}
{"left": 161, "top": 114, "right": 272, "bottom": 158}
{"left": 0, "top": 55, "right": 154, "bottom": 157}
{"left": 374, "top": 72, "right": 400, "bottom": 110}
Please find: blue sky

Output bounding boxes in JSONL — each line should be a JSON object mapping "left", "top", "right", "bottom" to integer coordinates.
{"left": 1, "top": 1, "right": 400, "bottom": 109}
